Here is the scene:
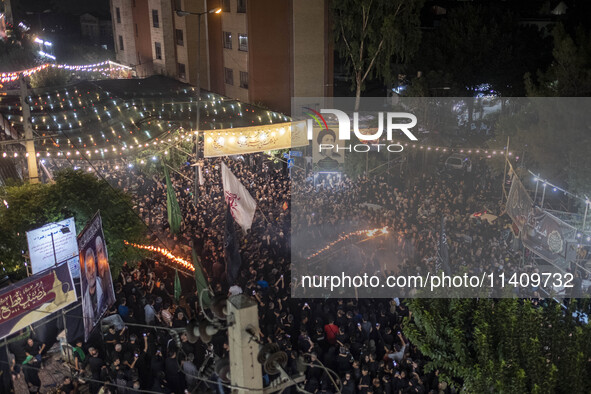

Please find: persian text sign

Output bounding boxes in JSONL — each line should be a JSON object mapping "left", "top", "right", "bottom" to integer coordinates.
{"left": 26, "top": 218, "right": 80, "bottom": 278}
{"left": 0, "top": 263, "right": 76, "bottom": 339}
{"left": 203, "top": 121, "right": 307, "bottom": 157}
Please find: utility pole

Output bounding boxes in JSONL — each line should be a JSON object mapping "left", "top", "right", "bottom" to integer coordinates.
{"left": 19, "top": 75, "right": 39, "bottom": 184}
{"left": 227, "top": 294, "right": 263, "bottom": 394}
{"left": 501, "top": 136, "right": 509, "bottom": 204}
{"left": 4, "top": 0, "right": 13, "bottom": 25}
{"left": 176, "top": 7, "right": 222, "bottom": 207}
{"left": 193, "top": 10, "right": 202, "bottom": 207}
{"left": 50, "top": 225, "right": 70, "bottom": 341}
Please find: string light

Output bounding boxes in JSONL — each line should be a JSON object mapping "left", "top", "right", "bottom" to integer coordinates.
{"left": 1, "top": 86, "right": 287, "bottom": 157}
{"left": 528, "top": 170, "right": 589, "bottom": 205}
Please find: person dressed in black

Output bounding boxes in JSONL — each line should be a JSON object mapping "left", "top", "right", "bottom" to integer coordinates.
{"left": 24, "top": 338, "right": 45, "bottom": 364}
{"left": 87, "top": 347, "right": 107, "bottom": 394}
{"left": 60, "top": 376, "right": 76, "bottom": 394}
{"left": 164, "top": 348, "right": 185, "bottom": 394}
{"left": 22, "top": 356, "right": 41, "bottom": 393}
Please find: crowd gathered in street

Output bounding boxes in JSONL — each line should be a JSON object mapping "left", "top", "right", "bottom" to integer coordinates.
{"left": 10, "top": 151, "right": 584, "bottom": 394}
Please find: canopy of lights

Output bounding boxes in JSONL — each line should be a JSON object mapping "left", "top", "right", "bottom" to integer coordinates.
{"left": 0, "top": 76, "right": 289, "bottom": 159}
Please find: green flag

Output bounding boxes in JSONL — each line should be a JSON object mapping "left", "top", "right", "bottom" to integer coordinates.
{"left": 163, "top": 164, "right": 182, "bottom": 234}
{"left": 174, "top": 269, "right": 181, "bottom": 302}
{"left": 192, "top": 244, "right": 212, "bottom": 308}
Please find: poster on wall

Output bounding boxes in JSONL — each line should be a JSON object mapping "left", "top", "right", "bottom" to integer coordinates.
{"left": 311, "top": 124, "right": 345, "bottom": 172}
{"left": 0, "top": 263, "right": 76, "bottom": 340}
{"left": 26, "top": 217, "right": 80, "bottom": 278}
{"left": 78, "top": 212, "right": 115, "bottom": 341}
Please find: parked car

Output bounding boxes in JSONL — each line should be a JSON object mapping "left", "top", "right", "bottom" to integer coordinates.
{"left": 445, "top": 153, "right": 472, "bottom": 172}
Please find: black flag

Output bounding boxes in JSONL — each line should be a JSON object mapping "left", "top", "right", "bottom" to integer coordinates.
{"left": 436, "top": 216, "right": 451, "bottom": 273}
{"left": 224, "top": 204, "right": 242, "bottom": 284}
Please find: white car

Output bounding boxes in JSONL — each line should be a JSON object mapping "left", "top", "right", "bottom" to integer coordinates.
{"left": 445, "top": 154, "right": 472, "bottom": 172}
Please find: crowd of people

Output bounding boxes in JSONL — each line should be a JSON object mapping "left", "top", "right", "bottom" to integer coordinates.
{"left": 10, "top": 150, "right": 583, "bottom": 394}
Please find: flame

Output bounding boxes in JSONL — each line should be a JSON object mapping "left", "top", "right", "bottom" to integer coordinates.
{"left": 124, "top": 240, "right": 195, "bottom": 271}
{"left": 306, "top": 226, "right": 388, "bottom": 260}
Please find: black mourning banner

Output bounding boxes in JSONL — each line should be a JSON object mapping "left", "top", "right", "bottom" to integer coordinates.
{"left": 506, "top": 175, "right": 533, "bottom": 232}
{"left": 522, "top": 207, "right": 577, "bottom": 267}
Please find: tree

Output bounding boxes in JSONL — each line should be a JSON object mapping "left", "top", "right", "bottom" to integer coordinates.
{"left": 525, "top": 24, "right": 591, "bottom": 97}
{"left": 29, "top": 67, "right": 71, "bottom": 88}
{"left": 404, "top": 298, "right": 591, "bottom": 393}
{"left": 0, "top": 39, "right": 36, "bottom": 73}
{"left": 0, "top": 169, "right": 145, "bottom": 278}
{"left": 332, "top": 0, "right": 424, "bottom": 110}
{"left": 494, "top": 98, "right": 591, "bottom": 201}
{"left": 407, "top": 4, "right": 551, "bottom": 132}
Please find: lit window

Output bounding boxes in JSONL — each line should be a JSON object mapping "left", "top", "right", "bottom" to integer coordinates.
{"left": 223, "top": 32, "right": 232, "bottom": 49}
{"left": 238, "top": 34, "right": 248, "bottom": 52}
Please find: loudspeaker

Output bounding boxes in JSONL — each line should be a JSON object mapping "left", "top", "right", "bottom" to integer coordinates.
{"left": 263, "top": 351, "right": 288, "bottom": 375}
{"left": 186, "top": 319, "right": 199, "bottom": 344}
{"left": 211, "top": 295, "right": 228, "bottom": 320}
{"left": 215, "top": 358, "right": 231, "bottom": 383}
{"left": 198, "top": 320, "right": 219, "bottom": 343}
{"left": 257, "top": 343, "right": 280, "bottom": 364}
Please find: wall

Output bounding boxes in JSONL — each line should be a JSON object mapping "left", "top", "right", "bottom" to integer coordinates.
{"left": 149, "top": 0, "right": 177, "bottom": 78}
{"left": 111, "top": 0, "right": 138, "bottom": 68}
{"left": 292, "top": 0, "right": 326, "bottom": 98}
{"left": 222, "top": 0, "right": 248, "bottom": 103}
{"left": 207, "top": 0, "right": 224, "bottom": 95}
{"left": 132, "top": 0, "right": 154, "bottom": 77}
{"left": 247, "top": 0, "right": 291, "bottom": 114}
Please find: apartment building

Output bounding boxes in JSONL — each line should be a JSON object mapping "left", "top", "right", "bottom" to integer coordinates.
{"left": 111, "top": 0, "right": 154, "bottom": 77}
{"left": 110, "top": 0, "right": 332, "bottom": 115}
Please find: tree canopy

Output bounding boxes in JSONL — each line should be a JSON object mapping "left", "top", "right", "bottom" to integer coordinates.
{"left": 494, "top": 97, "right": 591, "bottom": 203}
{"left": 29, "top": 67, "right": 71, "bottom": 88}
{"left": 405, "top": 298, "right": 591, "bottom": 393}
{"left": 526, "top": 24, "right": 591, "bottom": 97}
{"left": 332, "top": 0, "right": 424, "bottom": 110}
{"left": 410, "top": 4, "right": 551, "bottom": 98}
{"left": 0, "top": 169, "right": 145, "bottom": 278}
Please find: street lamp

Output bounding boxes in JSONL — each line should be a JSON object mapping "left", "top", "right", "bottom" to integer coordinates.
{"left": 48, "top": 222, "right": 71, "bottom": 340}
{"left": 176, "top": 7, "right": 222, "bottom": 207}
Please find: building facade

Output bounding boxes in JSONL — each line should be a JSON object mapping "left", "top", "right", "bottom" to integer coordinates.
{"left": 80, "top": 13, "right": 113, "bottom": 49}
{"left": 110, "top": 0, "right": 332, "bottom": 115}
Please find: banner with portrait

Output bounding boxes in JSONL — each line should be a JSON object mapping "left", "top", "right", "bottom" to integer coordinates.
{"left": 506, "top": 175, "right": 533, "bottom": 232}
{"left": 522, "top": 207, "right": 577, "bottom": 267}
{"left": 78, "top": 212, "right": 115, "bottom": 341}
{"left": 0, "top": 263, "right": 76, "bottom": 340}
{"left": 311, "top": 124, "right": 345, "bottom": 172}
{"left": 203, "top": 121, "right": 308, "bottom": 157}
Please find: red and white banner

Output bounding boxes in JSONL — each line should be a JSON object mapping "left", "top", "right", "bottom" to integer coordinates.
{"left": 221, "top": 162, "right": 257, "bottom": 233}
